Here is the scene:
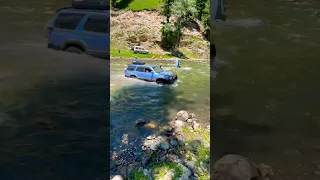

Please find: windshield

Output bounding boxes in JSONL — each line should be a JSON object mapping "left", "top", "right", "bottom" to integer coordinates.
{"left": 153, "top": 66, "right": 164, "bottom": 73}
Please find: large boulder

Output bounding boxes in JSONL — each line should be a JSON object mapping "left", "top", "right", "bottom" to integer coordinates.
{"left": 212, "top": 154, "right": 260, "bottom": 180}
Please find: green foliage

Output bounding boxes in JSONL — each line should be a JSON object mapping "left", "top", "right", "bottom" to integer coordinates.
{"left": 160, "top": 22, "right": 182, "bottom": 49}
{"left": 151, "top": 162, "right": 183, "bottom": 179}
{"left": 161, "top": 0, "right": 173, "bottom": 23}
{"left": 170, "top": 0, "right": 197, "bottom": 24}
{"left": 201, "top": 0, "right": 210, "bottom": 39}
{"left": 111, "top": 0, "right": 117, "bottom": 7}
{"left": 128, "top": 169, "right": 149, "bottom": 180}
{"left": 195, "top": 0, "right": 207, "bottom": 21}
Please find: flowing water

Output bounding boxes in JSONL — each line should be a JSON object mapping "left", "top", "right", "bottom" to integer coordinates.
{"left": 213, "top": 0, "right": 320, "bottom": 179}
{"left": 110, "top": 60, "right": 210, "bottom": 152}
{"left": 0, "top": 1, "right": 110, "bottom": 179}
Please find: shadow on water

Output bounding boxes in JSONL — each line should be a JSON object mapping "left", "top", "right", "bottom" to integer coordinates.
{"left": 0, "top": 72, "right": 109, "bottom": 180}
{"left": 110, "top": 83, "right": 195, "bottom": 151}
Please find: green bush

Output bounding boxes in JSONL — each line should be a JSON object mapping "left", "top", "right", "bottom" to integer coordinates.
{"left": 160, "top": 23, "right": 182, "bottom": 49}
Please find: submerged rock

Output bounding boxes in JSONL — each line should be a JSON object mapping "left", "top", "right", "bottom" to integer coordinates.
{"left": 135, "top": 118, "right": 147, "bottom": 126}
{"left": 212, "top": 154, "right": 272, "bottom": 180}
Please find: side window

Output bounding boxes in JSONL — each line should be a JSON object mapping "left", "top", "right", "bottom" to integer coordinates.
{"left": 127, "top": 66, "right": 136, "bottom": 71}
{"left": 54, "top": 13, "right": 84, "bottom": 30}
{"left": 145, "top": 68, "right": 152, "bottom": 73}
{"left": 84, "top": 15, "right": 108, "bottom": 34}
{"left": 136, "top": 66, "right": 145, "bottom": 72}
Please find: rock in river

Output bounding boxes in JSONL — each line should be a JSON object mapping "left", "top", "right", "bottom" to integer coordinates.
{"left": 160, "top": 141, "right": 170, "bottom": 150}
{"left": 176, "top": 110, "right": 189, "bottom": 121}
{"left": 135, "top": 118, "right": 147, "bottom": 126}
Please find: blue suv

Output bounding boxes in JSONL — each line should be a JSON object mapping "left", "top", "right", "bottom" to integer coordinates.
{"left": 125, "top": 61, "right": 178, "bottom": 84}
{"left": 46, "top": 2, "right": 110, "bottom": 59}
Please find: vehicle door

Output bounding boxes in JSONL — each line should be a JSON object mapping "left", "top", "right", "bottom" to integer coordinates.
{"left": 135, "top": 66, "right": 147, "bottom": 79}
{"left": 144, "top": 67, "right": 154, "bottom": 81}
{"left": 50, "top": 12, "right": 85, "bottom": 48}
{"left": 79, "top": 13, "right": 110, "bottom": 59}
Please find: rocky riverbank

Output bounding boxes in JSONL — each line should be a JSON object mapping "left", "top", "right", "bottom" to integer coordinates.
{"left": 110, "top": 110, "right": 210, "bottom": 180}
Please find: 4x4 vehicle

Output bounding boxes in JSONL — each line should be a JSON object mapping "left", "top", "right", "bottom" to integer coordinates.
{"left": 46, "top": 0, "right": 110, "bottom": 59}
{"left": 125, "top": 61, "right": 178, "bottom": 84}
{"left": 130, "top": 46, "right": 149, "bottom": 54}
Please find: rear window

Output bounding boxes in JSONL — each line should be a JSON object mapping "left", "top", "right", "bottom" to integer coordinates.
{"left": 136, "top": 66, "right": 145, "bottom": 72}
{"left": 84, "top": 15, "right": 108, "bottom": 34}
{"left": 127, "top": 66, "right": 136, "bottom": 71}
{"left": 54, "top": 13, "right": 85, "bottom": 30}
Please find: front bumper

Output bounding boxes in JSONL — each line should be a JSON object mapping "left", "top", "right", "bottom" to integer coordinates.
{"left": 165, "top": 75, "right": 178, "bottom": 84}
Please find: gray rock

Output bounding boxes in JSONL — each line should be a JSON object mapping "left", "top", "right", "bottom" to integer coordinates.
{"left": 192, "top": 121, "right": 200, "bottom": 130}
{"left": 185, "top": 161, "right": 195, "bottom": 173}
{"left": 150, "top": 143, "right": 158, "bottom": 151}
{"left": 115, "top": 160, "right": 123, "bottom": 166}
{"left": 178, "top": 163, "right": 192, "bottom": 180}
{"left": 147, "top": 134, "right": 156, "bottom": 140}
{"left": 142, "top": 154, "right": 151, "bottom": 167}
{"left": 187, "top": 119, "right": 193, "bottom": 123}
{"left": 314, "top": 170, "right": 320, "bottom": 176}
{"left": 213, "top": 154, "right": 262, "bottom": 180}
{"left": 200, "top": 161, "right": 208, "bottom": 171}
{"left": 175, "top": 120, "right": 184, "bottom": 127}
{"left": 170, "top": 139, "right": 178, "bottom": 146}
{"left": 135, "top": 118, "right": 147, "bottom": 126}
{"left": 111, "top": 175, "right": 123, "bottom": 180}
{"left": 160, "top": 141, "right": 170, "bottom": 150}
{"left": 176, "top": 110, "right": 189, "bottom": 121}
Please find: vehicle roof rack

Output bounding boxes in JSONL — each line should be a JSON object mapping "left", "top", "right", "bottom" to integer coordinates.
{"left": 132, "top": 60, "right": 145, "bottom": 65}
{"left": 72, "top": 0, "right": 110, "bottom": 10}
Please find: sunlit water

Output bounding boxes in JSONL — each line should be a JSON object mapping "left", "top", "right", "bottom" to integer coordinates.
{"left": 110, "top": 60, "right": 210, "bottom": 152}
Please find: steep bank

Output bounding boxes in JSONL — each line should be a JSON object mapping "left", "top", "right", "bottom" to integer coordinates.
{"left": 110, "top": 10, "right": 210, "bottom": 59}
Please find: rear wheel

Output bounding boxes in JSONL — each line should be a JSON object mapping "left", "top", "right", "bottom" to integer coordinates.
{"left": 65, "top": 47, "right": 84, "bottom": 55}
{"left": 130, "top": 75, "right": 137, "bottom": 78}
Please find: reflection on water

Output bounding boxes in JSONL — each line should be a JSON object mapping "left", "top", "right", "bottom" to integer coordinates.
{"left": 110, "top": 60, "right": 210, "bottom": 152}
{"left": 213, "top": 0, "right": 320, "bottom": 179}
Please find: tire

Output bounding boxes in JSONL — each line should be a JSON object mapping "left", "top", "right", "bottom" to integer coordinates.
{"left": 130, "top": 75, "right": 137, "bottom": 78}
{"left": 65, "top": 47, "right": 84, "bottom": 55}
{"left": 156, "top": 79, "right": 165, "bottom": 84}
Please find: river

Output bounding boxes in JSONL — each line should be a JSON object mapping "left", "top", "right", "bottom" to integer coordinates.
{"left": 213, "top": 0, "right": 320, "bottom": 179}
{"left": 110, "top": 59, "right": 210, "bottom": 153}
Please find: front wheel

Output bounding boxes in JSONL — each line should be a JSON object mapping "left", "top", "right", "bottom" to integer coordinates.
{"left": 156, "top": 79, "right": 165, "bottom": 84}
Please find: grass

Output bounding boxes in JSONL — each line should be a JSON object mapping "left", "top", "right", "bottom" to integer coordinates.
{"left": 128, "top": 169, "right": 149, "bottom": 180}
{"left": 114, "top": 0, "right": 162, "bottom": 11}
{"left": 151, "top": 162, "right": 183, "bottom": 180}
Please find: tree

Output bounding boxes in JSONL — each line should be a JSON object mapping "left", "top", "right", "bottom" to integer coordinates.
{"left": 201, "top": 0, "right": 210, "bottom": 39}
{"left": 170, "top": 0, "right": 197, "bottom": 25}
{"left": 195, "top": 0, "right": 207, "bottom": 21}
{"left": 161, "top": 0, "right": 173, "bottom": 23}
